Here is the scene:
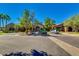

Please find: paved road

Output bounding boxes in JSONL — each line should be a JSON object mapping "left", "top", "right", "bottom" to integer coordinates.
{"left": 51, "top": 33, "right": 79, "bottom": 48}
{"left": 0, "top": 33, "right": 70, "bottom": 56}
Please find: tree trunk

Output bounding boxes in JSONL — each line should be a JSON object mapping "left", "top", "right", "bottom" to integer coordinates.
{"left": 0, "top": 20, "right": 1, "bottom": 31}
{"left": 2, "top": 19, "right": 4, "bottom": 31}
{"left": 5, "top": 20, "right": 7, "bottom": 28}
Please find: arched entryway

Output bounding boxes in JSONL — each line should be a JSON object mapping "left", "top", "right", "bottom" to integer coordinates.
{"left": 68, "top": 27, "right": 72, "bottom": 32}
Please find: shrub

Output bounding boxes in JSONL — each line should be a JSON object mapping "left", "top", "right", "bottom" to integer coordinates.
{"left": 2, "top": 28, "right": 9, "bottom": 33}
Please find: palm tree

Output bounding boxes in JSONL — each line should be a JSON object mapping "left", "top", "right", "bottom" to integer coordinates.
{"left": 0, "top": 13, "right": 11, "bottom": 31}
{"left": 4, "top": 14, "right": 11, "bottom": 28}
{"left": 0, "top": 14, "right": 2, "bottom": 30}
{"left": 0, "top": 14, "right": 4, "bottom": 30}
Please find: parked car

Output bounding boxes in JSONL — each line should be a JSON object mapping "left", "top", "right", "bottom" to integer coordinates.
{"left": 32, "top": 31, "right": 40, "bottom": 36}
{"left": 34, "top": 31, "right": 39, "bottom": 35}
{"left": 51, "top": 30, "right": 56, "bottom": 33}
{"left": 28, "top": 31, "right": 32, "bottom": 35}
{"left": 51, "top": 30, "right": 59, "bottom": 34}
{"left": 32, "top": 28, "right": 47, "bottom": 36}
{"left": 40, "top": 29, "right": 47, "bottom": 35}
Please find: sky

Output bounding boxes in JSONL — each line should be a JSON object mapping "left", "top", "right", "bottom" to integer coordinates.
{"left": 0, "top": 3, "right": 79, "bottom": 24}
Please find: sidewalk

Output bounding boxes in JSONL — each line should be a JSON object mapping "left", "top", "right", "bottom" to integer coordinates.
{"left": 60, "top": 32, "right": 79, "bottom": 37}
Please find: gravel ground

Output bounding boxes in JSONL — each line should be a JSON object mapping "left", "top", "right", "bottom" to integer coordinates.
{"left": 0, "top": 33, "right": 70, "bottom": 56}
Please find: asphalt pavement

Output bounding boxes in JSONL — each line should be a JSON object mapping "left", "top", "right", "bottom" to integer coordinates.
{"left": 0, "top": 33, "right": 70, "bottom": 56}
{"left": 53, "top": 34, "right": 79, "bottom": 48}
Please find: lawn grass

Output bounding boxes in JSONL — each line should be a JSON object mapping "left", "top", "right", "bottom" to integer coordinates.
{"left": 67, "top": 32, "right": 79, "bottom": 34}
{"left": 60, "top": 32, "right": 79, "bottom": 35}
{"left": 0, "top": 31, "right": 5, "bottom": 35}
